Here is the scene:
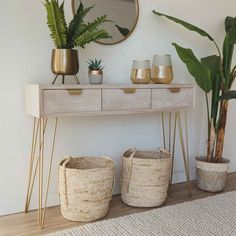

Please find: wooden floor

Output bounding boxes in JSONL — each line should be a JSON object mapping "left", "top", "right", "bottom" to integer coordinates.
{"left": 1, "top": 173, "right": 236, "bottom": 236}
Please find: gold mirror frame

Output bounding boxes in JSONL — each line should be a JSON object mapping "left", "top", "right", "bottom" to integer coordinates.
{"left": 71, "top": 0, "right": 139, "bottom": 45}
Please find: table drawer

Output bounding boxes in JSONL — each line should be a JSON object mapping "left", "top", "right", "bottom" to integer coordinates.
{"left": 151, "top": 87, "right": 194, "bottom": 110}
{"left": 102, "top": 88, "right": 151, "bottom": 111}
{"left": 43, "top": 89, "right": 101, "bottom": 114}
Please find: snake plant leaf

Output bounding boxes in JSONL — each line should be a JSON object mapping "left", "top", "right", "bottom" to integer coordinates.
{"left": 153, "top": 10, "right": 214, "bottom": 41}
{"left": 201, "top": 55, "right": 221, "bottom": 125}
{"left": 44, "top": 0, "right": 67, "bottom": 48}
{"left": 219, "top": 90, "right": 236, "bottom": 100}
{"left": 172, "top": 43, "right": 211, "bottom": 93}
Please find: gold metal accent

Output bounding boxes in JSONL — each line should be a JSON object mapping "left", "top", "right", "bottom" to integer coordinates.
{"left": 71, "top": 0, "right": 140, "bottom": 45}
{"left": 51, "top": 49, "right": 79, "bottom": 75}
{"left": 170, "top": 112, "right": 177, "bottom": 184}
{"left": 177, "top": 112, "right": 191, "bottom": 196}
{"left": 166, "top": 111, "right": 191, "bottom": 196}
{"left": 122, "top": 88, "right": 136, "bottom": 93}
{"left": 51, "top": 49, "right": 80, "bottom": 84}
{"left": 169, "top": 87, "right": 181, "bottom": 93}
{"left": 151, "top": 66, "right": 173, "bottom": 84}
{"left": 67, "top": 89, "right": 83, "bottom": 95}
{"left": 131, "top": 68, "right": 151, "bottom": 84}
{"left": 161, "top": 112, "right": 166, "bottom": 149}
{"left": 88, "top": 70, "right": 103, "bottom": 76}
{"left": 168, "top": 112, "right": 172, "bottom": 152}
{"left": 24, "top": 117, "right": 58, "bottom": 229}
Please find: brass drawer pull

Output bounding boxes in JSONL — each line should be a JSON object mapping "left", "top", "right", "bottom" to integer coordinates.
{"left": 169, "top": 88, "right": 181, "bottom": 93}
{"left": 67, "top": 89, "right": 83, "bottom": 95}
{"left": 122, "top": 88, "right": 136, "bottom": 94}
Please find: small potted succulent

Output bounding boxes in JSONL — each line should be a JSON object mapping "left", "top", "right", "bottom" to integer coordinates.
{"left": 87, "top": 59, "right": 104, "bottom": 84}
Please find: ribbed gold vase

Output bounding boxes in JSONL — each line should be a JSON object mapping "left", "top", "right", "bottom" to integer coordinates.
{"left": 51, "top": 49, "right": 79, "bottom": 75}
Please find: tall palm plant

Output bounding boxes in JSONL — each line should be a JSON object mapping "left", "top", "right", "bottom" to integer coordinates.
{"left": 44, "top": 0, "right": 111, "bottom": 49}
{"left": 153, "top": 11, "right": 236, "bottom": 162}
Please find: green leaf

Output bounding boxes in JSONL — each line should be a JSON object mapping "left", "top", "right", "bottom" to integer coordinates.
{"left": 44, "top": 0, "right": 67, "bottom": 48}
{"left": 172, "top": 43, "right": 211, "bottom": 93}
{"left": 219, "top": 90, "right": 236, "bottom": 100}
{"left": 153, "top": 10, "right": 214, "bottom": 41}
{"left": 67, "top": 3, "right": 95, "bottom": 48}
{"left": 201, "top": 55, "right": 221, "bottom": 125}
{"left": 74, "top": 29, "right": 111, "bottom": 48}
{"left": 223, "top": 34, "right": 234, "bottom": 87}
{"left": 227, "top": 17, "right": 236, "bottom": 44}
{"left": 225, "top": 16, "right": 234, "bottom": 33}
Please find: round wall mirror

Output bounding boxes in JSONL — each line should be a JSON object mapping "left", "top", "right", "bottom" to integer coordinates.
{"left": 72, "top": 0, "right": 139, "bottom": 45}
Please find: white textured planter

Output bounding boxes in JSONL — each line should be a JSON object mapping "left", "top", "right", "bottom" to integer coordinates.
{"left": 196, "top": 157, "right": 229, "bottom": 192}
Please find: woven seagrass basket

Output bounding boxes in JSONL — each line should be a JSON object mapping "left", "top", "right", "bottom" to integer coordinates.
{"left": 58, "top": 156, "right": 115, "bottom": 222}
{"left": 121, "top": 148, "right": 171, "bottom": 207}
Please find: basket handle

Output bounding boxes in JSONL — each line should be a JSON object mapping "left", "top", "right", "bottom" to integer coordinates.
{"left": 125, "top": 148, "right": 137, "bottom": 193}
{"left": 158, "top": 147, "right": 170, "bottom": 156}
{"left": 60, "top": 157, "right": 72, "bottom": 207}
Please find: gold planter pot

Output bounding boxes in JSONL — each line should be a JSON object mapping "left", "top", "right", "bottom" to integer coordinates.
{"left": 51, "top": 49, "right": 79, "bottom": 75}
{"left": 51, "top": 49, "right": 80, "bottom": 84}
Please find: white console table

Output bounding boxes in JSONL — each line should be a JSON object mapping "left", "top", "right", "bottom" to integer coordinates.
{"left": 24, "top": 83, "right": 195, "bottom": 229}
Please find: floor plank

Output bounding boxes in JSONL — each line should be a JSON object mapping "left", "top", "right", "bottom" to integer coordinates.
{"left": 0, "top": 173, "right": 235, "bottom": 236}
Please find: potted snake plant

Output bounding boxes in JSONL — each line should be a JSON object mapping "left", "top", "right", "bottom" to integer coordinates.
{"left": 87, "top": 58, "right": 104, "bottom": 84}
{"left": 153, "top": 10, "right": 236, "bottom": 192}
{"left": 44, "top": 0, "right": 111, "bottom": 84}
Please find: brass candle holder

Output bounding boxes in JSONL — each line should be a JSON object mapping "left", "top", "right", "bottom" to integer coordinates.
{"left": 131, "top": 60, "right": 151, "bottom": 84}
{"left": 151, "top": 54, "right": 173, "bottom": 84}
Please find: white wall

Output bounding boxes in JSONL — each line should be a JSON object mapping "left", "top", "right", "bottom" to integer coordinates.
{"left": 0, "top": 0, "right": 236, "bottom": 216}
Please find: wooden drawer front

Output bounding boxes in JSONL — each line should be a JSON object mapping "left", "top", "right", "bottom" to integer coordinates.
{"left": 151, "top": 88, "right": 194, "bottom": 110}
{"left": 102, "top": 89, "right": 151, "bottom": 111}
{"left": 44, "top": 89, "right": 101, "bottom": 114}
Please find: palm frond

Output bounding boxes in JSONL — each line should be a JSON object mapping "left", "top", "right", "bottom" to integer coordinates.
{"left": 44, "top": 0, "right": 67, "bottom": 48}
{"left": 67, "top": 3, "right": 95, "bottom": 48}
{"left": 74, "top": 29, "right": 111, "bottom": 48}
{"left": 71, "top": 15, "right": 111, "bottom": 47}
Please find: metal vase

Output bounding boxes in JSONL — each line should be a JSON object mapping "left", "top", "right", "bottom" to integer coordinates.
{"left": 51, "top": 49, "right": 79, "bottom": 75}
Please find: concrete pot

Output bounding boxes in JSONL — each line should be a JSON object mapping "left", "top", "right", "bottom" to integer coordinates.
{"left": 88, "top": 70, "right": 103, "bottom": 84}
{"left": 196, "top": 157, "right": 229, "bottom": 192}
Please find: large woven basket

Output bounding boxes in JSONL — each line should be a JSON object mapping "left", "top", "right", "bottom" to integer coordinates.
{"left": 58, "top": 156, "right": 115, "bottom": 222}
{"left": 121, "top": 148, "right": 171, "bottom": 207}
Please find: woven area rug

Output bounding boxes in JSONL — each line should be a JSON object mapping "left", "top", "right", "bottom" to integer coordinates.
{"left": 47, "top": 191, "right": 236, "bottom": 236}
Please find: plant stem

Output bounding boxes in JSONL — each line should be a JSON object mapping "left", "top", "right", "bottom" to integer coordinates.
{"left": 205, "top": 93, "right": 210, "bottom": 137}
{"left": 205, "top": 92, "right": 211, "bottom": 158}
{"left": 215, "top": 100, "right": 228, "bottom": 162}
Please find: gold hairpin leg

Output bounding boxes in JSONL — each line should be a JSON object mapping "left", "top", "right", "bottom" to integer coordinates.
{"left": 177, "top": 111, "right": 191, "bottom": 196}
{"left": 161, "top": 112, "right": 166, "bottom": 149}
{"left": 24, "top": 117, "right": 58, "bottom": 229}
{"left": 168, "top": 112, "right": 172, "bottom": 152}
{"left": 24, "top": 118, "right": 47, "bottom": 213}
{"left": 170, "top": 112, "right": 178, "bottom": 184}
